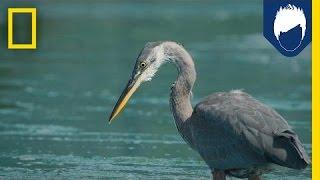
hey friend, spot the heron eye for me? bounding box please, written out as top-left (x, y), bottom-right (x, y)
top-left (140, 62), bottom-right (146, 68)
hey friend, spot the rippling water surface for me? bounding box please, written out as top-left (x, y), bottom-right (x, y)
top-left (0, 1), bottom-right (311, 179)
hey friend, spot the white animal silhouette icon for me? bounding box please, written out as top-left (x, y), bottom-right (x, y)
top-left (273, 4), bottom-right (306, 51)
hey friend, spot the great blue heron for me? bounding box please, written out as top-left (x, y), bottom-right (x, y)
top-left (109, 41), bottom-right (310, 179)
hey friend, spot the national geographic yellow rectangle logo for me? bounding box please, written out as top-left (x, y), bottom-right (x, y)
top-left (8, 8), bottom-right (37, 49)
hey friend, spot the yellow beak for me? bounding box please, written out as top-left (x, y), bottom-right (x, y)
top-left (109, 77), bottom-right (142, 123)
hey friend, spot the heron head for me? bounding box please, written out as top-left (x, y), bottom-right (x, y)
top-left (109, 41), bottom-right (167, 123)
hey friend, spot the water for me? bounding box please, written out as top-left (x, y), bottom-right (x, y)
top-left (0, 1), bottom-right (311, 179)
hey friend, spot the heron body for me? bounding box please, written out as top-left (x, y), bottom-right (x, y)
top-left (109, 41), bottom-right (310, 179)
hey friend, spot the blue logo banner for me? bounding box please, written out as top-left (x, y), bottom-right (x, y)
top-left (263, 0), bottom-right (312, 57)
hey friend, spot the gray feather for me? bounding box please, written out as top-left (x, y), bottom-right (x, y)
top-left (189, 90), bottom-right (310, 170)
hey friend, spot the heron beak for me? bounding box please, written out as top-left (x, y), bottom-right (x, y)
top-left (109, 76), bottom-right (142, 123)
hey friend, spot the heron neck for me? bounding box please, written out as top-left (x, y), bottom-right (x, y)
top-left (166, 44), bottom-right (196, 132)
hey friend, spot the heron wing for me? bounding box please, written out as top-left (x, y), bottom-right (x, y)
top-left (190, 90), bottom-right (310, 170)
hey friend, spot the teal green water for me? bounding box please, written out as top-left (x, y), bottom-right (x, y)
top-left (0, 1), bottom-right (311, 179)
